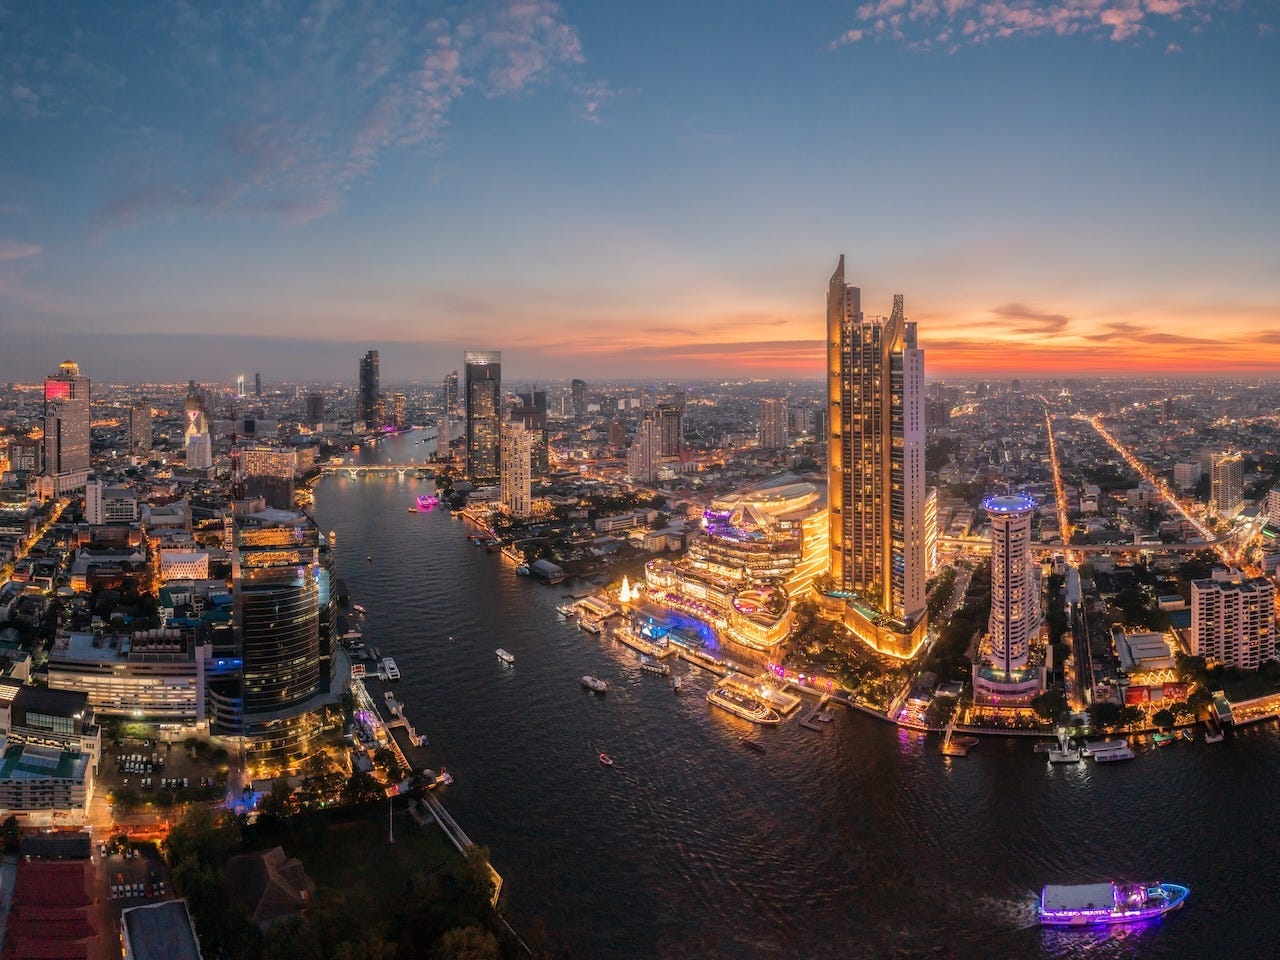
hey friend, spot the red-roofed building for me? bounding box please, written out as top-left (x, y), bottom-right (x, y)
top-left (2, 860), bottom-right (99, 960)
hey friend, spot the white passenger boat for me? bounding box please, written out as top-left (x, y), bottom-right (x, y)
top-left (1093, 746), bottom-right (1136, 762)
top-left (556, 603), bottom-right (577, 618)
top-left (1039, 881), bottom-right (1189, 926)
top-left (381, 657), bottom-right (400, 681)
top-left (639, 658), bottom-right (670, 676)
top-left (581, 675), bottom-right (608, 693)
top-left (496, 648), bottom-right (515, 664)
top-left (706, 686), bottom-right (781, 725)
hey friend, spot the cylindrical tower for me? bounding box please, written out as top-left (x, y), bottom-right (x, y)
top-left (983, 493), bottom-right (1039, 676)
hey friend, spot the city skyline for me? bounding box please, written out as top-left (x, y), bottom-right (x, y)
top-left (2, 1), bottom-right (1277, 382)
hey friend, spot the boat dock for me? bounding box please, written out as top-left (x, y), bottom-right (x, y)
top-left (799, 695), bottom-right (836, 731)
top-left (940, 722), bottom-right (978, 756)
top-left (719, 673), bottom-right (803, 716)
top-left (614, 627), bottom-right (679, 660)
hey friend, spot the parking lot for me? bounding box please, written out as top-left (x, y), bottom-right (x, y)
top-left (99, 738), bottom-right (229, 811)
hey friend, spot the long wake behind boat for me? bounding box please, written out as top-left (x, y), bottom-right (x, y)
top-left (1038, 882), bottom-right (1189, 926)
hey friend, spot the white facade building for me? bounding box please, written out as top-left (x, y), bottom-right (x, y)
top-left (86, 478), bottom-right (140, 525)
top-left (973, 494), bottom-right (1042, 702)
top-left (500, 423), bottom-right (532, 518)
top-left (1191, 575), bottom-right (1276, 671)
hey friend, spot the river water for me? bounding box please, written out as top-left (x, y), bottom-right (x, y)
top-left (314, 429), bottom-right (1278, 960)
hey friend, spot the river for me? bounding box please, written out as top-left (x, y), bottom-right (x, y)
top-left (313, 429), bottom-right (1278, 960)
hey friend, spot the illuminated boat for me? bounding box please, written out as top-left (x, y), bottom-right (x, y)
top-left (581, 675), bottom-right (608, 693)
top-left (496, 648), bottom-right (515, 664)
top-left (1038, 882), bottom-right (1189, 926)
top-left (706, 686), bottom-right (781, 725)
top-left (556, 603), bottom-right (577, 618)
top-left (416, 494), bottom-right (439, 510)
top-left (639, 658), bottom-right (670, 676)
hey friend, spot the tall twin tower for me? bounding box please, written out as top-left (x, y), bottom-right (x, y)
top-left (826, 255), bottom-right (928, 658)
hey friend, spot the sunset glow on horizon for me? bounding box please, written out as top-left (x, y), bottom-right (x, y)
top-left (2, 1), bottom-right (1276, 382)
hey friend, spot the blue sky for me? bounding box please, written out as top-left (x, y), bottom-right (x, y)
top-left (1, 1), bottom-right (1277, 383)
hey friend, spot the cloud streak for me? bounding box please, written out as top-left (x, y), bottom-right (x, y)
top-left (832, 0), bottom-right (1225, 49)
top-left (3, 0), bottom-right (610, 229)
top-left (0, 241), bottom-right (42, 262)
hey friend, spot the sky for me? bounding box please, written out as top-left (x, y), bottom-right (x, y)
top-left (1, 0), bottom-right (1277, 384)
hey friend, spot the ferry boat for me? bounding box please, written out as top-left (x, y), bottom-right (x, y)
top-left (739, 736), bottom-right (766, 754)
top-left (555, 603), bottom-right (577, 618)
top-left (639, 658), bottom-right (670, 676)
top-left (1094, 745), bottom-right (1136, 762)
top-left (672, 674), bottom-right (682, 692)
top-left (706, 686), bottom-right (781, 725)
top-left (1082, 740), bottom-right (1126, 758)
top-left (581, 675), bottom-right (608, 693)
top-left (580, 618), bottom-right (603, 635)
top-left (1038, 881), bottom-right (1189, 926)
top-left (382, 657), bottom-right (400, 681)
top-left (496, 648), bottom-right (515, 664)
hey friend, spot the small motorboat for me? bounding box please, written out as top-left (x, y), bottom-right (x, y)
top-left (365, 555), bottom-right (373, 563)
top-left (581, 675), bottom-right (608, 694)
top-left (599, 752), bottom-right (614, 766)
top-left (739, 737), bottom-right (766, 754)
top-left (672, 674), bottom-right (682, 692)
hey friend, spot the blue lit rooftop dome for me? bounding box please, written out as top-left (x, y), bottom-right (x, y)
top-left (982, 493), bottom-right (1037, 515)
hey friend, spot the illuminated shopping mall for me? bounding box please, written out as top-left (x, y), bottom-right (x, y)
top-left (644, 475), bottom-right (827, 657)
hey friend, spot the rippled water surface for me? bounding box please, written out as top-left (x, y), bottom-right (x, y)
top-left (315, 430), bottom-right (1280, 960)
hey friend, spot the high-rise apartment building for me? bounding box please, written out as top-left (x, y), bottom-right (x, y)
top-left (759, 398), bottom-right (788, 450)
top-left (242, 446), bottom-right (298, 510)
top-left (655, 403), bottom-right (683, 458)
top-left (986, 495), bottom-right (1041, 671)
top-left (216, 510), bottom-right (337, 762)
top-left (1210, 451), bottom-right (1244, 518)
top-left (628, 414), bottom-right (662, 484)
top-left (254, 372), bottom-right (262, 398)
top-left (464, 351), bottom-right (502, 482)
top-left (500, 423), bottom-right (533, 518)
top-left (305, 393), bottom-right (326, 427)
top-left (571, 379), bottom-right (587, 421)
top-left (43, 360), bottom-right (91, 494)
top-left (444, 370), bottom-right (459, 413)
top-left (358, 350), bottom-right (380, 429)
top-left (391, 392), bottom-right (407, 429)
top-left (1173, 461), bottom-right (1201, 492)
top-left (128, 403), bottom-right (152, 455)
top-left (235, 374), bottom-right (246, 399)
top-left (1191, 574), bottom-right (1276, 671)
top-left (1267, 486), bottom-right (1280, 527)
top-left (512, 391), bottom-right (548, 476)
top-left (7, 438), bottom-right (41, 474)
top-left (183, 394), bottom-right (213, 470)
top-left (825, 257), bottom-right (927, 657)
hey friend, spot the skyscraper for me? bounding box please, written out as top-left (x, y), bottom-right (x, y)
top-left (219, 509), bottom-right (337, 763)
top-left (235, 374), bottom-right (246, 399)
top-left (305, 393), bottom-right (326, 427)
top-left (655, 403), bottom-right (683, 458)
top-left (628, 414), bottom-right (662, 483)
top-left (128, 403), bottom-right (152, 455)
top-left (444, 370), bottom-right (459, 413)
top-left (391, 392), bottom-right (407, 429)
top-left (358, 350), bottom-right (380, 429)
top-left (464, 351), bottom-right (502, 482)
top-left (43, 360), bottom-right (91, 494)
top-left (1211, 451), bottom-right (1244, 518)
top-left (972, 494), bottom-right (1042, 701)
top-left (254, 372), bottom-right (262, 398)
top-left (500, 423), bottom-right (533, 518)
top-left (759, 398), bottom-right (788, 450)
top-left (512, 391), bottom-right (549, 476)
top-left (183, 394), bottom-right (213, 469)
top-left (571, 379), bottom-right (587, 421)
top-left (826, 256), bottom-right (927, 657)
top-left (1191, 574), bottom-right (1276, 671)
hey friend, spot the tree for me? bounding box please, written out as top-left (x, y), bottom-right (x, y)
top-left (341, 772), bottom-right (385, 806)
top-left (1, 815), bottom-right (20, 853)
top-left (1031, 688), bottom-right (1068, 724)
top-left (1120, 705), bottom-right (1146, 729)
top-left (259, 780), bottom-right (294, 819)
top-left (1152, 708), bottom-right (1176, 730)
top-left (435, 926), bottom-right (500, 960)
top-left (372, 747), bottom-right (402, 783)
top-left (1087, 701), bottom-right (1122, 731)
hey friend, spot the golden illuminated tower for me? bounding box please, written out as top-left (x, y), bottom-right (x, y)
top-left (826, 257), bottom-right (927, 654)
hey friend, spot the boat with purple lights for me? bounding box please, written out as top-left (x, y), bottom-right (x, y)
top-left (1038, 881), bottom-right (1189, 926)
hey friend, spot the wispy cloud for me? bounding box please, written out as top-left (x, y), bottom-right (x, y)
top-left (990, 301), bottom-right (1071, 334)
top-left (0, 241), bottom-right (42, 262)
top-left (831, 0), bottom-right (1226, 50)
top-left (0, 1), bottom-right (607, 229)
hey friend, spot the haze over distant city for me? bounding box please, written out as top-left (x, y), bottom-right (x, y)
top-left (2, 0), bottom-right (1277, 382)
